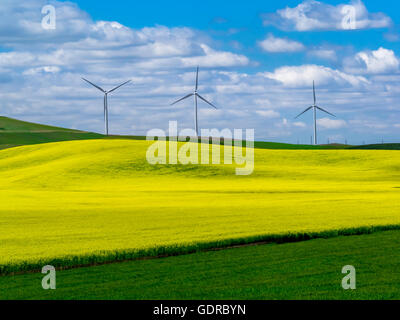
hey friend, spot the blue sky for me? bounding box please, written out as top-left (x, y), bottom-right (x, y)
top-left (1, 0), bottom-right (400, 144)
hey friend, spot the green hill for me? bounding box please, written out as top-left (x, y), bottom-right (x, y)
top-left (0, 116), bottom-right (102, 149)
top-left (351, 143), bottom-right (400, 150)
top-left (1, 116), bottom-right (398, 151)
top-left (0, 116), bottom-right (81, 132)
top-left (0, 116), bottom-right (346, 151)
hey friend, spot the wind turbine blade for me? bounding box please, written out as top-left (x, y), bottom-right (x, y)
top-left (82, 78), bottom-right (105, 93)
top-left (313, 81), bottom-right (316, 105)
top-left (170, 93), bottom-right (194, 106)
top-left (295, 106), bottom-right (312, 119)
top-left (195, 66), bottom-right (199, 91)
top-left (316, 106), bottom-right (336, 117)
top-left (196, 93), bottom-right (217, 109)
top-left (108, 80), bottom-right (132, 93)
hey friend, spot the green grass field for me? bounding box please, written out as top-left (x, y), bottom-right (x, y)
top-left (1, 230), bottom-right (399, 300)
top-left (0, 116), bottom-right (103, 150)
top-left (351, 143), bottom-right (400, 150)
top-left (2, 116), bottom-right (399, 151)
top-left (1, 117), bottom-right (400, 300)
top-left (0, 116), bottom-right (353, 151)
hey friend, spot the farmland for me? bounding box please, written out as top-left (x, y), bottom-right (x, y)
top-left (1, 138), bottom-right (400, 274)
top-left (1, 229), bottom-right (400, 300)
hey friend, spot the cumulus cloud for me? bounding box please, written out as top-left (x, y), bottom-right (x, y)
top-left (0, 1), bottom-right (249, 71)
top-left (181, 44), bottom-right (249, 68)
top-left (263, 0), bottom-right (392, 31)
top-left (262, 64), bottom-right (368, 87)
top-left (258, 34), bottom-right (305, 53)
top-left (345, 47), bottom-right (400, 74)
top-left (317, 118), bottom-right (347, 129)
top-left (0, 0), bottom-right (92, 47)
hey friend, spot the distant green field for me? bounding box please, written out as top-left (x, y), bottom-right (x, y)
top-left (351, 143), bottom-right (400, 150)
top-left (0, 117), bottom-right (102, 149)
top-left (253, 141), bottom-right (348, 150)
top-left (1, 230), bottom-right (399, 300)
top-left (0, 116), bottom-right (350, 151)
top-left (0, 116), bottom-right (78, 132)
top-left (1, 116), bottom-right (399, 151)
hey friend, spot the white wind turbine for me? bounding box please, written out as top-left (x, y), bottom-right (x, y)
top-left (82, 78), bottom-right (131, 135)
top-left (171, 66), bottom-right (217, 137)
top-left (295, 81), bottom-right (336, 145)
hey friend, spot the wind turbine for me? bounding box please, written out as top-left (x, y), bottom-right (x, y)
top-left (82, 78), bottom-right (131, 135)
top-left (295, 81), bottom-right (336, 145)
top-left (171, 66), bottom-right (217, 137)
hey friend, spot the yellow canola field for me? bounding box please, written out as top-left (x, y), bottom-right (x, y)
top-left (0, 139), bottom-right (400, 268)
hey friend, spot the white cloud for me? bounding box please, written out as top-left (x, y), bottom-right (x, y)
top-left (293, 121), bottom-right (307, 128)
top-left (255, 109), bottom-right (280, 118)
top-left (349, 120), bottom-right (389, 130)
top-left (326, 134), bottom-right (344, 142)
top-left (258, 34), bottom-right (305, 53)
top-left (0, 2), bottom-right (249, 71)
top-left (317, 118), bottom-right (347, 129)
top-left (23, 66), bottom-right (61, 75)
top-left (308, 49), bottom-right (337, 61)
top-left (181, 44), bottom-right (249, 68)
top-left (263, 0), bottom-right (392, 31)
top-left (262, 64), bottom-right (368, 87)
top-left (354, 47), bottom-right (399, 74)
top-left (0, 52), bottom-right (35, 68)
top-left (0, 1), bottom-right (92, 47)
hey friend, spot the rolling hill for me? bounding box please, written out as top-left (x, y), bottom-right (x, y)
top-left (0, 116), bottom-right (103, 150)
top-left (1, 116), bottom-right (399, 151)
top-left (0, 116), bottom-right (350, 151)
